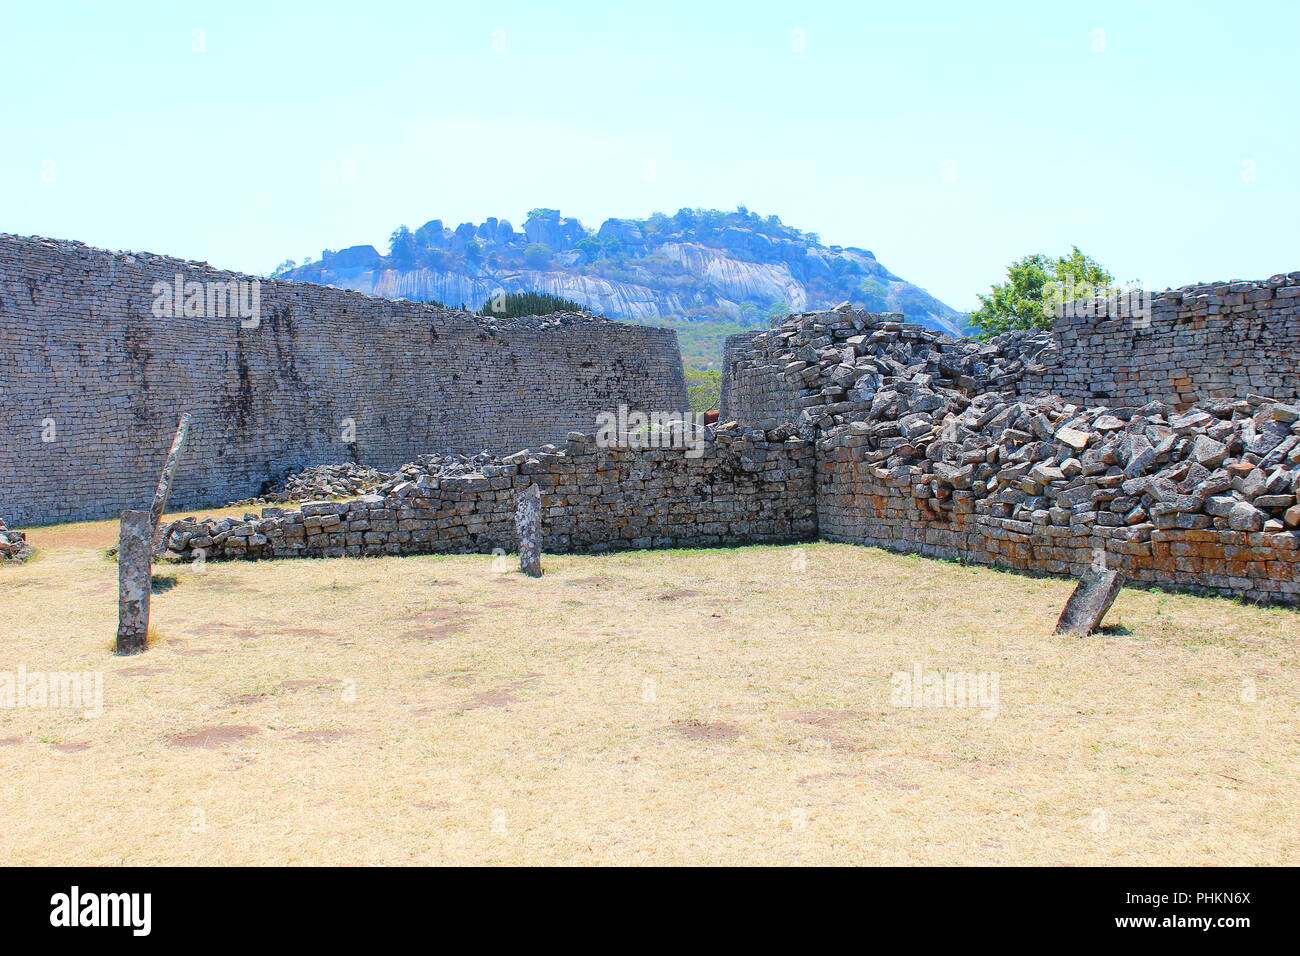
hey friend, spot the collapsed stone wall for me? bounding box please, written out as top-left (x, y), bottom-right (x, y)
top-left (721, 310), bottom-right (1049, 434)
top-left (817, 458), bottom-right (1298, 605)
top-left (721, 299), bottom-right (1300, 604)
top-left (0, 234), bottom-right (687, 527)
top-left (0, 517), bottom-right (32, 562)
top-left (161, 427), bottom-right (815, 560)
top-left (1017, 274), bottom-right (1300, 406)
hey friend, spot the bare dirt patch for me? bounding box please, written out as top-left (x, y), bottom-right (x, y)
top-left (673, 719), bottom-right (741, 741)
top-left (655, 589), bottom-right (702, 601)
top-left (170, 725), bottom-right (261, 750)
top-left (50, 742), bottom-right (90, 753)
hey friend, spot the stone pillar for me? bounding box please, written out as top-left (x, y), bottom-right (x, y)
top-left (150, 412), bottom-right (192, 554)
top-left (1055, 567), bottom-right (1125, 636)
top-left (515, 484), bottom-right (543, 578)
top-left (116, 510), bottom-right (153, 655)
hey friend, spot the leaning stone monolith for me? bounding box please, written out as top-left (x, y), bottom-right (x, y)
top-left (149, 412), bottom-right (192, 554)
top-left (1054, 567), bottom-right (1126, 636)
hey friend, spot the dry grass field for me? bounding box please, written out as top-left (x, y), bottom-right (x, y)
top-left (1, 510), bottom-right (1296, 866)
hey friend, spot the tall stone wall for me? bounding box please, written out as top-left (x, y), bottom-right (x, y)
top-left (1017, 274), bottom-right (1300, 406)
top-left (0, 235), bottom-right (687, 526)
top-left (161, 429), bottom-right (817, 560)
top-left (720, 331), bottom-right (771, 423)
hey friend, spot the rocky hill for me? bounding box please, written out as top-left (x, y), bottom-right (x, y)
top-left (280, 208), bottom-right (964, 368)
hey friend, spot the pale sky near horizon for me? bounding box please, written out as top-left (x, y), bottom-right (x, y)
top-left (3, 0), bottom-right (1296, 311)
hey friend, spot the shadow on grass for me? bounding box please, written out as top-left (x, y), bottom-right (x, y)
top-left (150, 574), bottom-right (179, 594)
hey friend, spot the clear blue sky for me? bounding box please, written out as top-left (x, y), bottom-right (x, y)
top-left (3, 0), bottom-right (1296, 310)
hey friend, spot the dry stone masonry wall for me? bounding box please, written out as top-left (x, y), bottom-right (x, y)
top-left (723, 294), bottom-right (1300, 604)
top-left (8, 231), bottom-right (1299, 609)
top-left (0, 234), bottom-right (687, 527)
top-left (1018, 273), bottom-right (1300, 405)
top-left (160, 427), bottom-right (815, 559)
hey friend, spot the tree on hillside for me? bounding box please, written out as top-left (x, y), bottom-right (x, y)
top-left (575, 236), bottom-right (603, 264)
top-left (523, 243), bottom-right (552, 269)
top-left (389, 226), bottom-right (417, 267)
top-left (479, 291), bottom-right (589, 318)
top-left (766, 301), bottom-right (792, 327)
top-left (970, 246), bottom-right (1114, 338)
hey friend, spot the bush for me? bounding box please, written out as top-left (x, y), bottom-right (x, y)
top-left (479, 291), bottom-right (590, 318)
top-left (685, 368), bottom-right (722, 413)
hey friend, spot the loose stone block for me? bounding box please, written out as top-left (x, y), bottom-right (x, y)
top-left (1054, 567), bottom-right (1126, 636)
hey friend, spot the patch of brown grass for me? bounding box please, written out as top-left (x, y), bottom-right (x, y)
top-left (0, 519), bottom-right (1295, 865)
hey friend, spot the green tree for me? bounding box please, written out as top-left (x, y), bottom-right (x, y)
top-left (766, 301), bottom-right (792, 327)
top-left (479, 290), bottom-right (589, 318)
top-left (685, 368), bottom-right (722, 413)
top-left (389, 226), bottom-right (417, 267)
top-left (970, 246), bottom-right (1114, 337)
top-left (575, 236), bottom-right (603, 264)
top-left (523, 242), bottom-right (552, 268)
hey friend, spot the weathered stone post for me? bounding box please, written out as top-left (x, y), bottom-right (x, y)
top-left (515, 484), bottom-right (543, 577)
top-left (1055, 566), bottom-right (1126, 636)
top-left (116, 510), bottom-right (153, 655)
top-left (149, 412), bottom-right (192, 554)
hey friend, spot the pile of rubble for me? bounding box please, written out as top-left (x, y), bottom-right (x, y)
top-left (761, 309), bottom-right (1300, 535)
top-left (737, 305), bottom-right (1053, 438)
top-left (826, 391), bottom-right (1300, 534)
top-left (229, 454), bottom-right (513, 507)
top-left (373, 452), bottom-right (499, 495)
top-left (229, 462), bottom-right (391, 505)
top-left (0, 517), bottom-right (32, 562)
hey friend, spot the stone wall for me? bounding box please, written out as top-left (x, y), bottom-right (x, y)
top-left (161, 428), bottom-right (816, 559)
top-left (818, 448), bottom-right (1300, 605)
top-left (1017, 274), bottom-right (1300, 406)
top-left (0, 234), bottom-right (687, 526)
top-left (720, 327), bottom-right (832, 429)
top-left (718, 300), bottom-right (1300, 605)
top-left (720, 331), bottom-right (770, 423)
